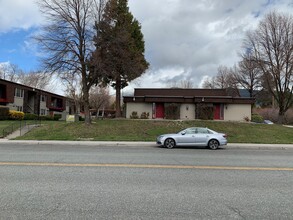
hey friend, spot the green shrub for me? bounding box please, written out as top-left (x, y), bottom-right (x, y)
top-left (140, 112), bottom-right (150, 119)
top-left (24, 113), bottom-right (57, 121)
top-left (9, 110), bottom-right (24, 120)
top-left (251, 113), bottom-right (264, 123)
top-left (54, 114), bottom-right (62, 121)
top-left (24, 113), bottom-right (38, 120)
top-left (0, 106), bottom-right (9, 120)
top-left (130, 111), bottom-right (139, 119)
top-left (40, 115), bottom-right (55, 121)
top-left (24, 113), bottom-right (62, 121)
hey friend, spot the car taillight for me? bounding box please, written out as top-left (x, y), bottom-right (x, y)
top-left (223, 134), bottom-right (227, 138)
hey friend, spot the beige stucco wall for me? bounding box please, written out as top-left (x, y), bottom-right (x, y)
top-left (180, 104), bottom-right (195, 119)
top-left (126, 103), bottom-right (153, 119)
top-left (40, 101), bottom-right (47, 113)
top-left (13, 97), bottom-right (24, 110)
top-left (224, 104), bottom-right (251, 121)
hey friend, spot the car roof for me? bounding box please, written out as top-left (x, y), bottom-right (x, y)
top-left (186, 127), bottom-right (208, 129)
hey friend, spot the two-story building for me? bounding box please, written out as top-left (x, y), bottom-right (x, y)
top-left (0, 79), bottom-right (74, 118)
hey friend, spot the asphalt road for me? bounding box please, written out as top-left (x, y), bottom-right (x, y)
top-left (1, 143), bottom-right (293, 219)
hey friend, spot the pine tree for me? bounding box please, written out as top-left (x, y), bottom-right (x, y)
top-left (92, 0), bottom-right (149, 117)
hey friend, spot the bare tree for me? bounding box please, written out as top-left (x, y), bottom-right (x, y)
top-left (202, 66), bottom-right (237, 89)
top-left (35, 0), bottom-right (105, 124)
top-left (89, 86), bottom-right (111, 111)
top-left (0, 63), bottom-right (54, 91)
top-left (180, 80), bottom-right (193, 88)
top-left (167, 80), bottom-right (193, 88)
top-left (215, 66), bottom-right (237, 89)
top-left (202, 76), bottom-right (216, 89)
top-left (244, 11), bottom-right (293, 123)
top-left (234, 53), bottom-right (263, 98)
top-left (18, 71), bottom-right (53, 91)
top-left (0, 63), bottom-right (23, 82)
top-left (62, 72), bottom-right (82, 114)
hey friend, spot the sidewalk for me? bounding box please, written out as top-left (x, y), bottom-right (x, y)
top-left (3, 124), bottom-right (38, 140)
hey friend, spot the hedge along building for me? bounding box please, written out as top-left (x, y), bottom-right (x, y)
top-left (123, 88), bottom-right (255, 121)
top-left (0, 79), bottom-right (74, 119)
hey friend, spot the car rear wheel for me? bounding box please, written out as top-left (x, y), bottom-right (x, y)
top-left (208, 139), bottom-right (219, 150)
top-left (164, 138), bottom-right (176, 149)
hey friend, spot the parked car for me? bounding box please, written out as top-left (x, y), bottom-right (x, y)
top-left (156, 127), bottom-right (227, 150)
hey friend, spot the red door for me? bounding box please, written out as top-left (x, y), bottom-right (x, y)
top-left (214, 104), bottom-right (221, 120)
top-left (155, 103), bottom-right (164, 118)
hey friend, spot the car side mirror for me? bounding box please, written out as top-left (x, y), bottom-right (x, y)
top-left (181, 131), bottom-right (186, 135)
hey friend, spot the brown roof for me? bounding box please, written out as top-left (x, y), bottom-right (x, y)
top-left (0, 78), bottom-right (68, 99)
top-left (124, 88), bottom-right (254, 104)
top-left (134, 88), bottom-right (240, 97)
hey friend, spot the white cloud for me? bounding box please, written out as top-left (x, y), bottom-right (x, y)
top-left (1, 0), bottom-right (293, 95)
top-left (128, 0), bottom-right (293, 89)
top-left (0, 0), bottom-right (43, 33)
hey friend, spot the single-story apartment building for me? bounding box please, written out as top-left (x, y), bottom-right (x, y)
top-left (123, 88), bottom-right (255, 121)
top-left (0, 78), bottom-right (74, 119)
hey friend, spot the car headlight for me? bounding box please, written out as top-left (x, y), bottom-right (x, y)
top-left (157, 135), bottom-right (164, 140)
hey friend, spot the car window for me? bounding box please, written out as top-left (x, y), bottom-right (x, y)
top-left (185, 128), bottom-right (196, 134)
top-left (197, 128), bottom-right (210, 134)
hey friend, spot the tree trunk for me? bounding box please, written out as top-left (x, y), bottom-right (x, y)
top-left (83, 90), bottom-right (91, 124)
top-left (115, 77), bottom-right (122, 118)
top-left (82, 76), bottom-right (91, 124)
top-left (277, 108), bottom-right (286, 124)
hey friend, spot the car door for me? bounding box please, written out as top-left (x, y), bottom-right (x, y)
top-left (194, 128), bottom-right (210, 145)
top-left (177, 128), bottom-right (197, 145)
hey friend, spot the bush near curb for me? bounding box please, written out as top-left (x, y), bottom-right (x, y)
top-left (9, 110), bottom-right (24, 120)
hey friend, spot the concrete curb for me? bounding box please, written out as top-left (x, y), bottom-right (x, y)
top-left (226, 143), bottom-right (293, 150)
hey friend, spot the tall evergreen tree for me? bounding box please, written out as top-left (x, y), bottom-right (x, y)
top-left (92, 0), bottom-right (149, 117)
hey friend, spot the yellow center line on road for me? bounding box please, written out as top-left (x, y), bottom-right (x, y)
top-left (0, 162), bottom-right (293, 171)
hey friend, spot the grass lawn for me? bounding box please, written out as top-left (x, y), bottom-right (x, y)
top-left (10, 119), bottom-right (293, 144)
top-left (0, 121), bottom-right (18, 130)
top-left (0, 120), bottom-right (40, 138)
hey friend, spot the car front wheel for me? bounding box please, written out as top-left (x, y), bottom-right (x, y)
top-left (208, 139), bottom-right (219, 150)
top-left (164, 138), bottom-right (176, 149)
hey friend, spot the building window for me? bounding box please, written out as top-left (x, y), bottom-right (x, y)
top-left (41, 95), bottom-right (46, 102)
top-left (15, 88), bottom-right (24, 98)
top-left (16, 106), bottom-right (23, 112)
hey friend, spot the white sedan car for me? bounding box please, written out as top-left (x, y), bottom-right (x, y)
top-left (156, 127), bottom-right (227, 150)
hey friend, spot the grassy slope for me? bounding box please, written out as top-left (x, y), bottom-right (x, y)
top-left (14, 119), bottom-right (293, 144)
top-left (0, 121), bottom-right (16, 130)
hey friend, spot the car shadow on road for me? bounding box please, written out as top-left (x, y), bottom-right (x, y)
top-left (156, 146), bottom-right (227, 150)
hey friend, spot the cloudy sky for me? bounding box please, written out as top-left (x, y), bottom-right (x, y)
top-left (1, 0), bottom-right (293, 95)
